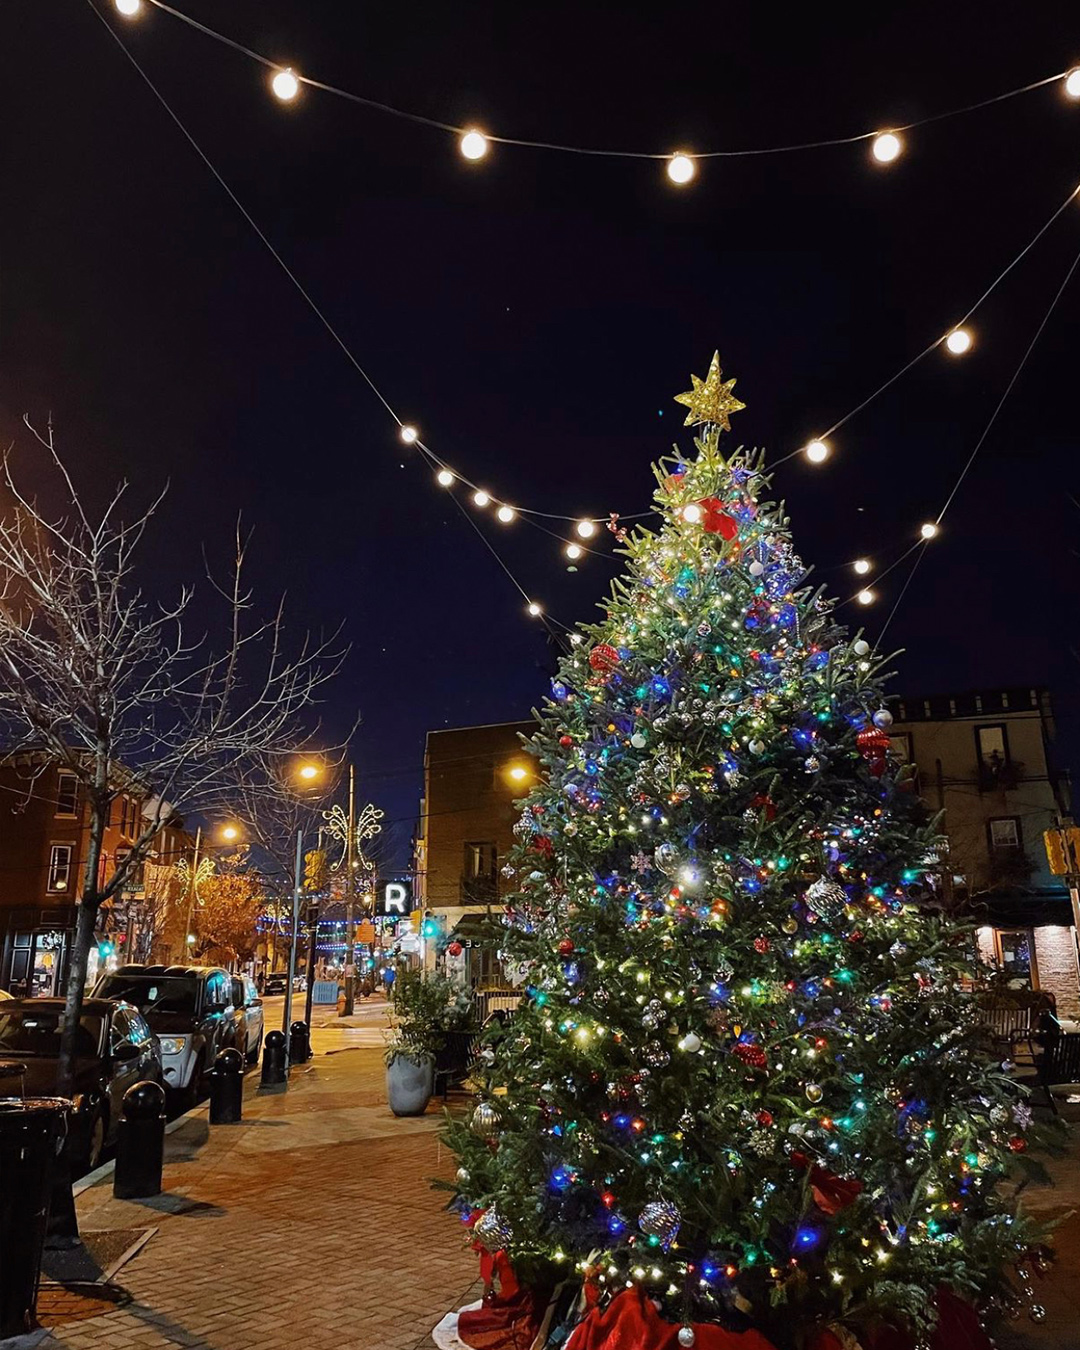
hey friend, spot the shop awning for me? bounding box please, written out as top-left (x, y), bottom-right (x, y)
top-left (448, 913), bottom-right (503, 946)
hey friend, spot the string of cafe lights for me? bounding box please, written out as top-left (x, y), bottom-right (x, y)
top-left (95, 0), bottom-right (1080, 626)
top-left (114, 0), bottom-right (1079, 183)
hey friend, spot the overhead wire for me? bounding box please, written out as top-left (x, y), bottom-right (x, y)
top-left (141, 0), bottom-right (1069, 162)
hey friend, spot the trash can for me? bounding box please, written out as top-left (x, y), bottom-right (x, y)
top-left (0, 1097), bottom-right (70, 1338)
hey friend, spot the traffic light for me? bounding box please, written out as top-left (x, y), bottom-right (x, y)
top-left (97, 938), bottom-right (115, 958)
top-left (421, 912), bottom-right (439, 938)
top-left (304, 848), bottom-right (328, 893)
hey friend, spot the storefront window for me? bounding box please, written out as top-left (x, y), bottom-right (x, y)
top-left (994, 928), bottom-right (1036, 990)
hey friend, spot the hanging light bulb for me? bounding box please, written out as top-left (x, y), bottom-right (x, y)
top-left (853, 559), bottom-right (871, 575)
top-left (565, 543), bottom-right (583, 561)
top-left (856, 589), bottom-right (876, 606)
top-left (527, 602), bottom-right (542, 616)
top-left (666, 153), bottom-right (696, 185)
top-left (436, 469), bottom-right (454, 487)
top-left (460, 129), bottom-right (490, 161)
top-left (115, 0), bottom-right (141, 15)
top-left (682, 503), bottom-right (702, 523)
top-left (271, 68), bottom-right (301, 102)
top-left (1065, 69), bottom-right (1080, 99)
top-left (944, 327), bottom-right (972, 355)
top-left (497, 505), bottom-right (516, 523)
top-left (473, 490), bottom-right (491, 507)
top-left (576, 520), bottom-right (597, 538)
top-left (871, 131), bottom-right (903, 163)
top-left (399, 424), bottom-right (419, 444)
top-left (920, 522), bottom-right (939, 540)
top-left (804, 439), bottom-right (830, 464)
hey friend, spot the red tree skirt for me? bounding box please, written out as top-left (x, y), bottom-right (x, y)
top-left (566, 1289), bottom-right (778, 1350)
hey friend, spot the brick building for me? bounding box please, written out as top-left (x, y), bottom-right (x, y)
top-left (0, 754), bottom-right (194, 995)
top-left (414, 721), bottom-right (534, 986)
top-left (890, 687), bottom-right (1078, 1015)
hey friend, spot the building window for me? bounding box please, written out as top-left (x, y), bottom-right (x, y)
top-left (975, 723), bottom-right (1012, 790)
top-left (462, 841), bottom-right (497, 903)
top-left (47, 844), bottom-right (73, 894)
top-left (994, 928), bottom-right (1037, 990)
top-left (118, 795), bottom-right (140, 839)
top-left (987, 817), bottom-right (1022, 853)
top-left (55, 772), bottom-right (78, 818)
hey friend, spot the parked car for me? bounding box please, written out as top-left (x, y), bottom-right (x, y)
top-left (0, 996), bottom-right (162, 1171)
top-left (241, 976), bottom-right (264, 1064)
top-left (262, 971), bottom-right (305, 996)
top-left (93, 964), bottom-right (246, 1108)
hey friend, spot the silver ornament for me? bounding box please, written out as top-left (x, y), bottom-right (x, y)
top-left (678, 1328), bottom-right (696, 1348)
top-left (853, 639), bottom-right (870, 656)
top-left (643, 1041), bottom-right (671, 1068)
top-left (471, 1101), bottom-right (500, 1138)
top-left (804, 876), bottom-right (846, 921)
top-left (474, 1206), bottom-right (513, 1253)
top-left (715, 957), bottom-right (734, 983)
top-left (888, 940), bottom-right (908, 959)
top-left (989, 1104), bottom-right (1009, 1125)
top-left (641, 999), bottom-right (665, 1030)
top-left (638, 1199), bottom-right (681, 1249)
top-left (748, 1129), bottom-right (774, 1157)
top-left (654, 842), bottom-right (680, 875)
top-left (697, 621), bottom-right (711, 637)
top-left (1029, 1305), bottom-right (1047, 1324)
top-left (749, 561), bottom-right (765, 577)
top-left (805, 1082), bottom-right (823, 1103)
top-left (513, 808), bottom-right (539, 838)
top-left (456, 1166), bottom-right (471, 1184)
top-left (803, 755), bottom-right (821, 773)
top-left (564, 820), bottom-right (578, 836)
top-left (500, 862), bottom-right (517, 879)
top-left (872, 708), bottom-right (894, 730)
top-left (748, 739), bottom-right (765, 755)
top-left (631, 732), bottom-right (647, 749)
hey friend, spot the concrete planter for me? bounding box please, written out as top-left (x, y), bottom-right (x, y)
top-left (386, 1052), bottom-right (434, 1116)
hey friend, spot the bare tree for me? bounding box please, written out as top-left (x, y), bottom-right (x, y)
top-left (192, 872), bottom-right (265, 964)
top-left (0, 420), bottom-right (347, 1092)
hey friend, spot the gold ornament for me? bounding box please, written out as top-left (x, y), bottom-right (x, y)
top-left (674, 352), bottom-right (746, 431)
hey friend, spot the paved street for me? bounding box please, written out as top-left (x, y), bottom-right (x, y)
top-left (19, 997), bottom-right (1080, 1350)
top-left (32, 998), bottom-right (480, 1350)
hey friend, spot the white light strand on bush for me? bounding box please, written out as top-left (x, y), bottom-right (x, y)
top-left (124, 0), bottom-right (1075, 184)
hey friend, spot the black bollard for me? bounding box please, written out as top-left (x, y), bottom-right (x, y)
top-left (288, 1020), bottom-right (311, 1064)
top-left (113, 1081), bottom-right (165, 1201)
top-left (259, 1030), bottom-right (288, 1094)
top-left (208, 1047), bottom-right (245, 1124)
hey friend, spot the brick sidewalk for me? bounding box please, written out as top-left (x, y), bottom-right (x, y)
top-left (33, 1031), bottom-right (479, 1350)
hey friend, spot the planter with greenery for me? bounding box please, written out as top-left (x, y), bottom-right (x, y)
top-left (385, 970), bottom-right (475, 1116)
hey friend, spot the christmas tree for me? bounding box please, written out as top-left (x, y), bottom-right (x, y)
top-left (446, 355), bottom-right (1053, 1350)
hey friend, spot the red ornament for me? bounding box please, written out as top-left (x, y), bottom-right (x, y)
top-left (558, 938), bottom-right (575, 956)
top-left (1008, 1136), bottom-right (1028, 1153)
top-left (559, 734), bottom-right (573, 748)
top-left (733, 1042), bottom-right (767, 1069)
top-left (697, 497), bottom-right (739, 540)
top-left (447, 941), bottom-right (463, 957)
top-left (856, 726), bottom-right (891, 760)
top-left (748, 793), bottom-right (777, 821)
top-left (868, 757), bottom-right (888, 778)
top-left (588, 643), bottom-right (620, 674)
top-left (753, 936), bottom-right (771, 954)
top-left (755, 1109), bottom-right (773, 1127)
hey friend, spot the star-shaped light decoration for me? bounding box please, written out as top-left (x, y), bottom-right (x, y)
top-left (674, 352), bottom-right (746, 430)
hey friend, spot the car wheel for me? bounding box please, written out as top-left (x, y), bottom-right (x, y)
top-left (247, 1031), bottom-right (263, 1066)
top-left (177, 1053), bottom-right (204, 1111)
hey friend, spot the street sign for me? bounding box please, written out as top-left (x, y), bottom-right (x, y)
top-left (376, 879), bottom-right (413, 915)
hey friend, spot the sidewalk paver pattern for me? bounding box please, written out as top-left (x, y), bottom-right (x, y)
top-left (36, 1007), bottom-right (479, 1350)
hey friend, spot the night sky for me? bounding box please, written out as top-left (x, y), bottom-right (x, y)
top-left (3, 1), bottom-right (1078, 864)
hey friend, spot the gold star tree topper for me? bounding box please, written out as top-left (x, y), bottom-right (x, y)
top-left (674, 352), bottom-right (746, 430)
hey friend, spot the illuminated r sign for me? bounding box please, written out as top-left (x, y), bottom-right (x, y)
top-left (383, 882), bottom-right (409, 914)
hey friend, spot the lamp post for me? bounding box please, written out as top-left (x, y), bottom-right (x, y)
top-left (322, 769), bottom-right (383, 1016)
top-left (282, 827), bottom-right (303, 1043)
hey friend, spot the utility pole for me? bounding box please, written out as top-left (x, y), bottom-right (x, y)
top-left (303, 827), bottom-right (324, 1025)
top-left (282, 828), bottom-right (303, 1042)
top-left (180, 824), bottom-right (202, 964)
top-left (343, 765), bottom-right (356, 1015)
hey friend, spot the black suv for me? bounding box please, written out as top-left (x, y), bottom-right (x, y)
top-left (93, 964), bottom-right (246, 1107)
